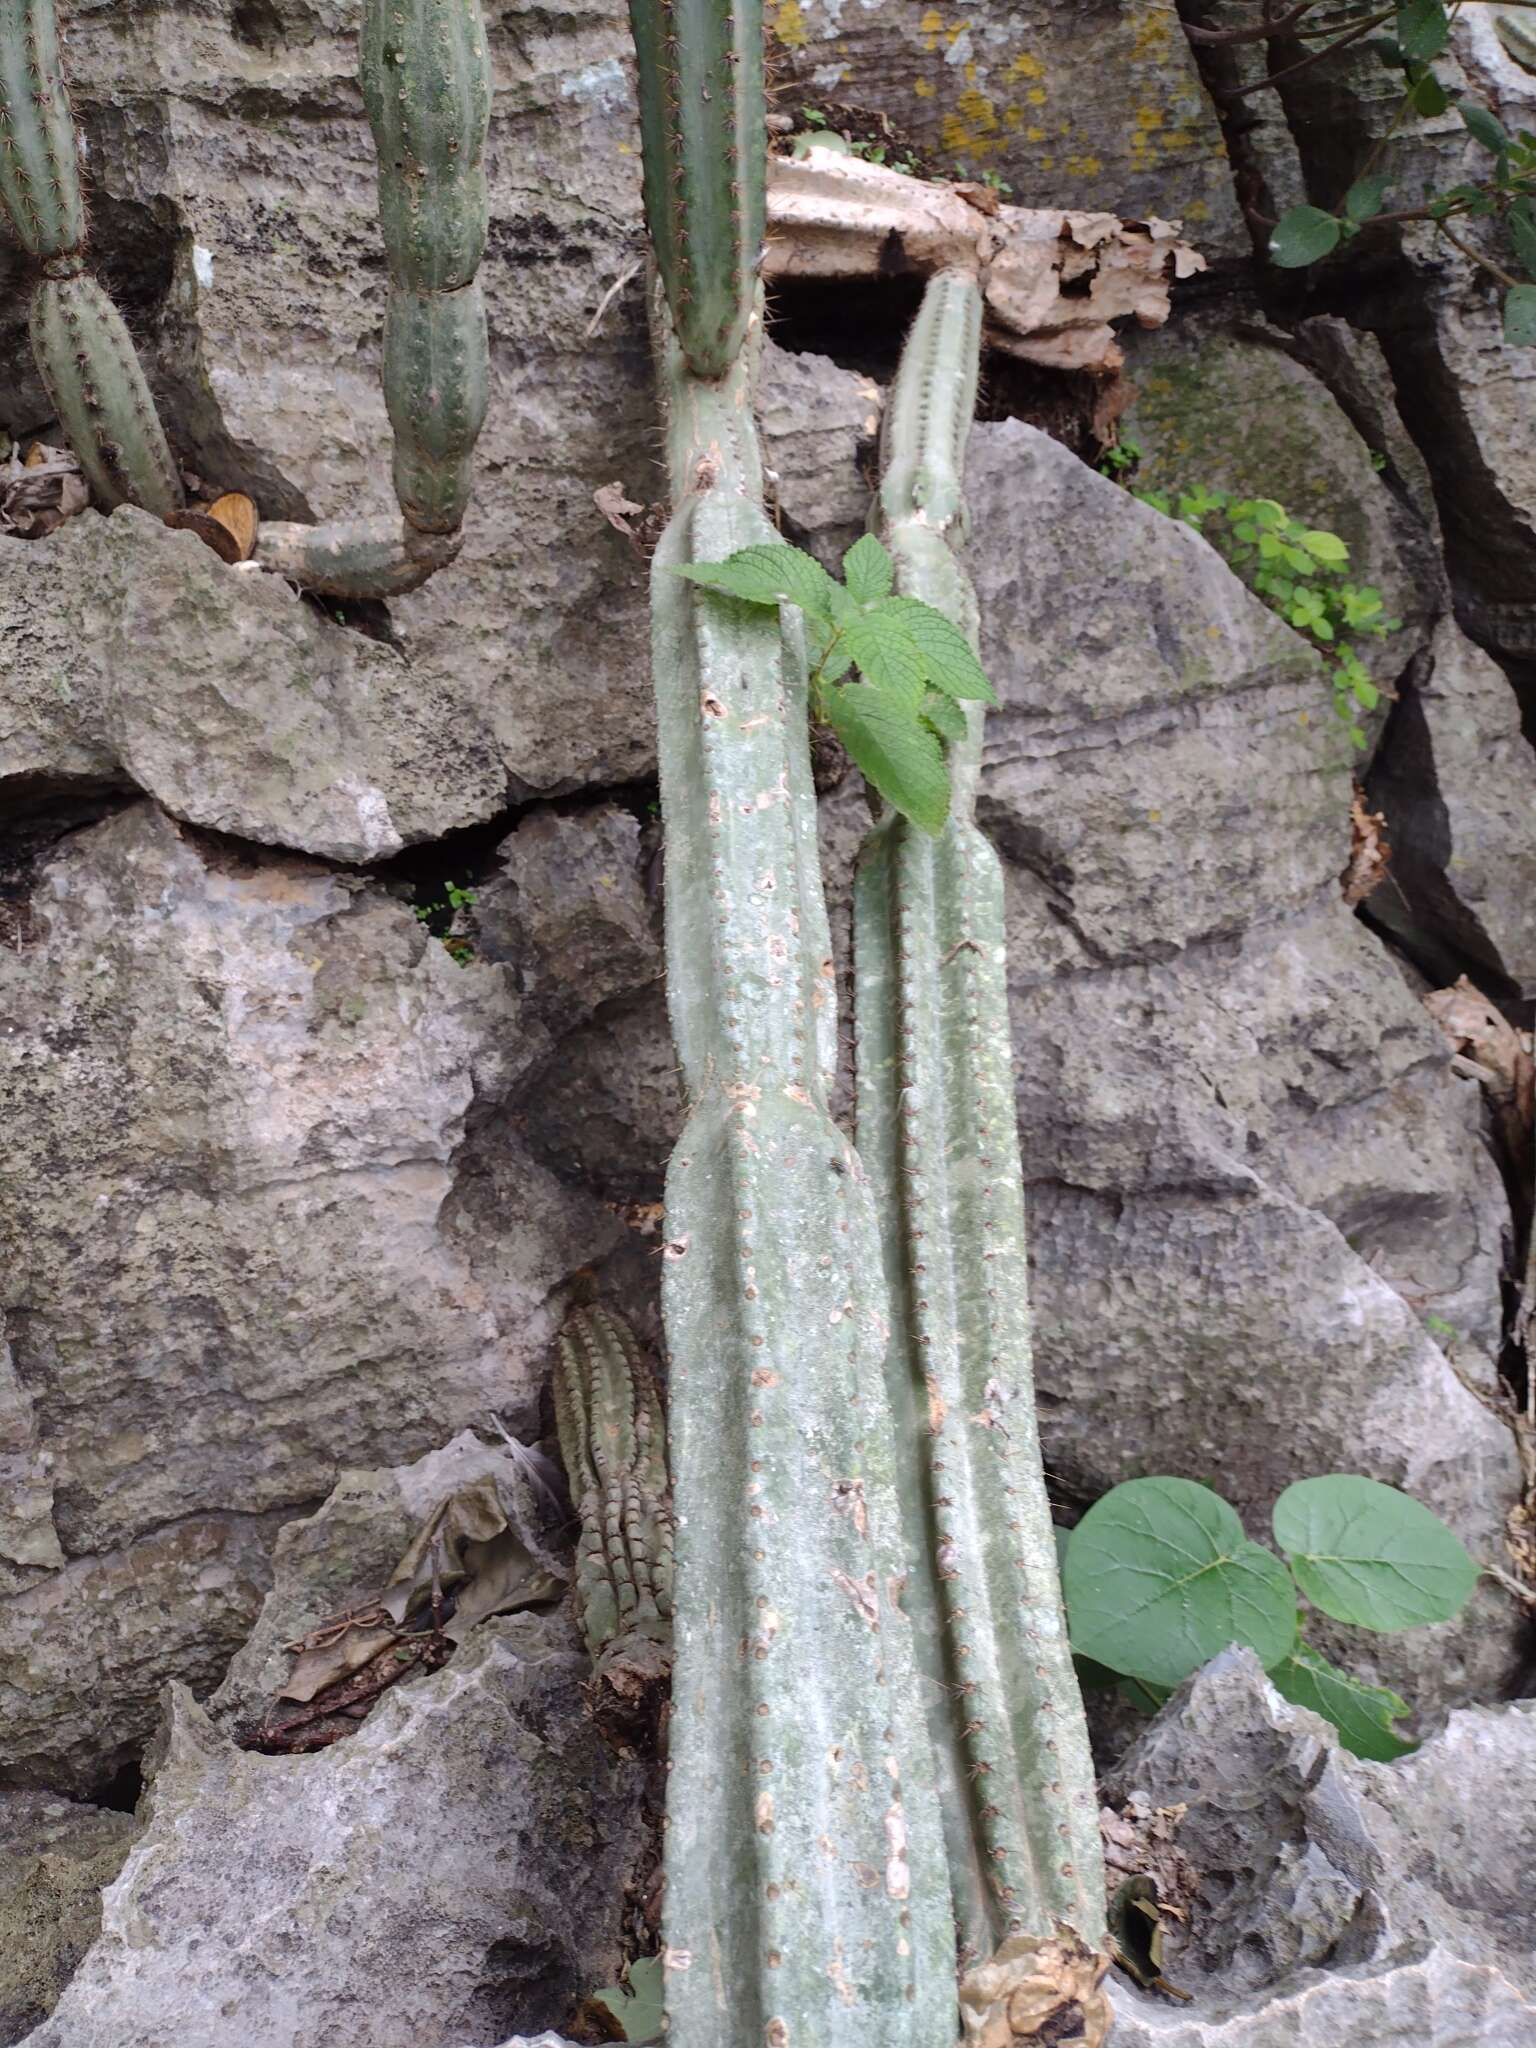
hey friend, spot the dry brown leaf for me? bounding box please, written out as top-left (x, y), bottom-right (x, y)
top-left (594, 480), bottom-right (645, 538)
top-left (1424, 975), bottom-right (1535, 1169)
top-left (1341, 784), bottom-right (1391, 906)
top-left (22, 440), bottom-right (47, 468)
top-left (207, 489), bottom-right (258, 560)
top-left (1, 440), bottom-right (89, 538)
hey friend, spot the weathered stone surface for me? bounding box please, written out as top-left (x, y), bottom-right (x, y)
top-left (22, 1614), bottom-right (642, 2048)
top-left (1105, 1651), bottom-right (1536, 2001)
top-left (1367, 616), bottom-right (1536, 996)
top-left (967, 422), bottom-right (1520, 1712)
top-left (767, 0), bottom-right (1245, 255)
top-left (1106, 1950), bottom-right (1536, 2047)
top-left (759, 342), bottom-right (881, 569)
top-left (0, 1795), bottom-right (137, 2046)
top-left (0, 513), bottom-right (506, 861)
top-left (0, 802), bottom-right (623, 1789)
top-left (1121, 318), bottom-right (1442, 700)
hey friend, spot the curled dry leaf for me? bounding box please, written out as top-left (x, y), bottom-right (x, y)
top-left (1340, 784), bottom-right (1391, 906)
top-left (1424, 975), bottom-right (1535, 1172)
top-left (0, 439), bottom-right (89, 538)
top-left (959, 1931), bottom-right (1113, 2047)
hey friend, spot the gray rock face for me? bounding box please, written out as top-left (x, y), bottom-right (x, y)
top-left (0, 803), bottom-right (623, 1789)
top-left (1103, 1651), bottom-right (1536, 2027)
top-left (967, 422), bottom-right (1520, 1713)
top-left (0, 1795), bottom-right (137, 2046)
top-left (21, 1614), bottom-right (642, 2048)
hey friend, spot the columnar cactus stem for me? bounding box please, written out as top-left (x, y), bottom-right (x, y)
top-left (853, 271), bottom-right (1110, 2042)
top-left (553, 1304), bottom-right (674, 1714)
top-left (0, 0), bottom-right (183, 519)
top-left (628, 0), bottom-right (764, 379)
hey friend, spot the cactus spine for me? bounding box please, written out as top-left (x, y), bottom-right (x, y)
top-left (627, 0), bottom-right (764, 379)
top-left (853, 271), bottom-right (1111, 2040)
top-left (553, 1304), bottom-right (674, 1712)
top-left (631, 6), bottom-right (956, 2036)
top-left (0, 0), bottom-right (183, 519)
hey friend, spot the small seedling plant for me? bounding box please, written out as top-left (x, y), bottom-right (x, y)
top-left (1059, 1473), bottom-right (1480, 1760)
top-left (1132, 487), bottom-right (1397, 748)
top-left (675, 533), bottom-right (997, 834)
top-left (1256, 0), bottom-right (1536, 343)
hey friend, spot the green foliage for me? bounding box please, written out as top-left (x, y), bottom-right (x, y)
top-left (1095, 436), bottom-right (1143, 479)
top-left (1059, 1473), bottom-right (1479, 1759)
top-left (1259, 0), bottom-right (1536, 343)
top-left (413, 879), bottom-right (476, 964)
top-left (591, 1953), bottom-right (665, 2043)
top-left (675, 533), bottom-right (997, 834)
top-left (1132, 485), bottom-right (1397, 749)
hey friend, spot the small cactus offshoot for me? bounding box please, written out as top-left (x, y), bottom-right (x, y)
top-left (553, 1303), bottom-right (674, 1719)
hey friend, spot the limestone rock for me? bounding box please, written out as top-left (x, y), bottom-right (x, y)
top-left (1106, 1950), bottom-right (1536, 2047)
top-left (0, 1794), bottom-right (137, 2045)
top-left (21, 1615), bottom-right (643, 2048)
top-left (1367, 616), bottom-right (1536, 997)
top-left (759, 342), bottom-right (882, 569)
top-left (1104, 1651), bottom-right (1536, 2001)
top-left (967, 422), bottom-right (1520, 1713)
top-left (0, 803), bottom-right (623, 1790)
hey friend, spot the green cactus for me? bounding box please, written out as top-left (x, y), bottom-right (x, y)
top-left (0, 0), bottom-right (184, 519)
top-left (360, 0), bottom-right (491, 294)
top-left (552, 1303), bottom-right (674, 1708)
top-left (383, 279), bottom-right (489, 535)
top-left (28, 272), bottom-right (184, 519)
top-left (0, 0), bottom-right (82, 258)
top-left (628, 0), bottom-right (764, 379)
top-left (853, 270), bottom-right (1110, 2038)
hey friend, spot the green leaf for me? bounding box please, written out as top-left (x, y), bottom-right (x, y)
top-left (1062, 1477), bottom-right (1298, 1688)
top-left (1270, 205), bottom-right (1343, 268)
top-left (1396, 0), bottom-right (1449, 62)
top-left (1272, 1475), bottom-right (1479, 1631)
top-left (674, 543), bottom-right (838, 620)
top-left (841, 606), bottom-right (928, 700)
top-left (1351, 674), bottom-right (1381, 710)
top-left (921, 688), bottom-right (968, 743)
top-left (1409, 69), bottom-right (1450, 117)
top-left (592, 1954), bottom-right (665, 2042)
top-left (1504, 282), bottom-right (1536, 345)
top-left (1118, 1676), bottom-right (1173, 1714)
top-left (1300, 528), bottom-right (1350, 565)
top-left (807, 614), bottom-right (854, 684)
top-left (1509, 197), bottom-right (1536, 277)
top-left (825, 678), bottom-right (950, 834)
top-left (1344, 172), bottom-right (1390, 222)
top-left (1459, 99), bottom-right (1510, 156)
top-left (842, 532), bottom-right (894, 604)
top-left (1269, 1643), bottom-right (1416, 1761)
top-left (877, 596), bottom-right (997, 702)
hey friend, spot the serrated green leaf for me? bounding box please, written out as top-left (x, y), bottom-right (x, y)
top-left (1397, 0), bottom-right (1449, 62)
top-left (920, 688), bottom-right (968, 743)
top-left (824, 678), bottom-right (950, 834)
top-left (1272, 1475), bottom-right (1479, 1631)
top-left (841, 606), bottom-right (928, 700)
top-left (1504, 282), bottom-right (1536, 345)
top-left (842, 532), bottom-right (894, 604)
top-left (1270, 206), bottom-right (1343, 268)
top-left (674, 543), bottom-right (838, 619)
top-left (1269, 1643), bottom-right (1416, 1761)
top-left (1459, 99), bottom-right (1510, 156)
top-left (1344, 172), bottom-right (1390, 222)
top-left (1062, 1477), bottom-right (1298, 1688)
top-left (879, 597), bottom-right (997, 703)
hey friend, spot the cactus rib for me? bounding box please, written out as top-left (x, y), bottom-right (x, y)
top-left (383, 279), bottom-right (489, 532)
top-left (553, 1303), bottom-right (674, 1707)
top-left (852, 272), bottom-right (1109, 2019)
top-left (0, 0), bottom-right (83, 259)
top-left (29, 273), bottom-right (183, 518)
top-left (627, 0), bottom-right (764, 378)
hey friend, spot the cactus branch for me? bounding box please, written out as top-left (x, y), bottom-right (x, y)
top-left (852, 271), bottom-right (1110, 2034)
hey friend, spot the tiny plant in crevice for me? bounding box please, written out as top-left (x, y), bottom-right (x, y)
top-left (414, 879), bottom-right (476, 965)
top-left (1058, 1473), bottom-right (1481, 1760)
top-left (1131, 486), bottom-right (1399, 748)
top-left (1095, 436), bottom-right (1143, 480)
top-left (674, 532), bottom-right (996, 835)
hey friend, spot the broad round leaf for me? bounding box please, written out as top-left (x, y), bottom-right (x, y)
top-left (1504, 283), bottom-right (1536, 347)
top-left (1344, 173), bottom-right (1390, 223)
top-left (842, 532), bottom-right (894, 604)
top-left (1300, 528), bottom-right (1349, 565)
top-left (1063, 1477), bottom-right (1298, 1688)
top-left (1269, 1643), bottom-right (1415, 1762)
top-left (1273, 1475), bottom-right (1478, 1631)
top-left (1270, 206), bottom-right (1343, 268)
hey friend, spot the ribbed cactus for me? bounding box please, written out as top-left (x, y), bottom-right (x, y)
top-left (258, 0), bottom-right (492, 595)
top-left (627, 0), bottom-right (763, 379)
top-left (0, 0), bottom-right (184, 519)
top-left (631, 5), bottom-right (957, 2033)
top-left (553, 1304), bottom-right (674, 1714)
top-left (853, 270), bottom-right (1110, 2043)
